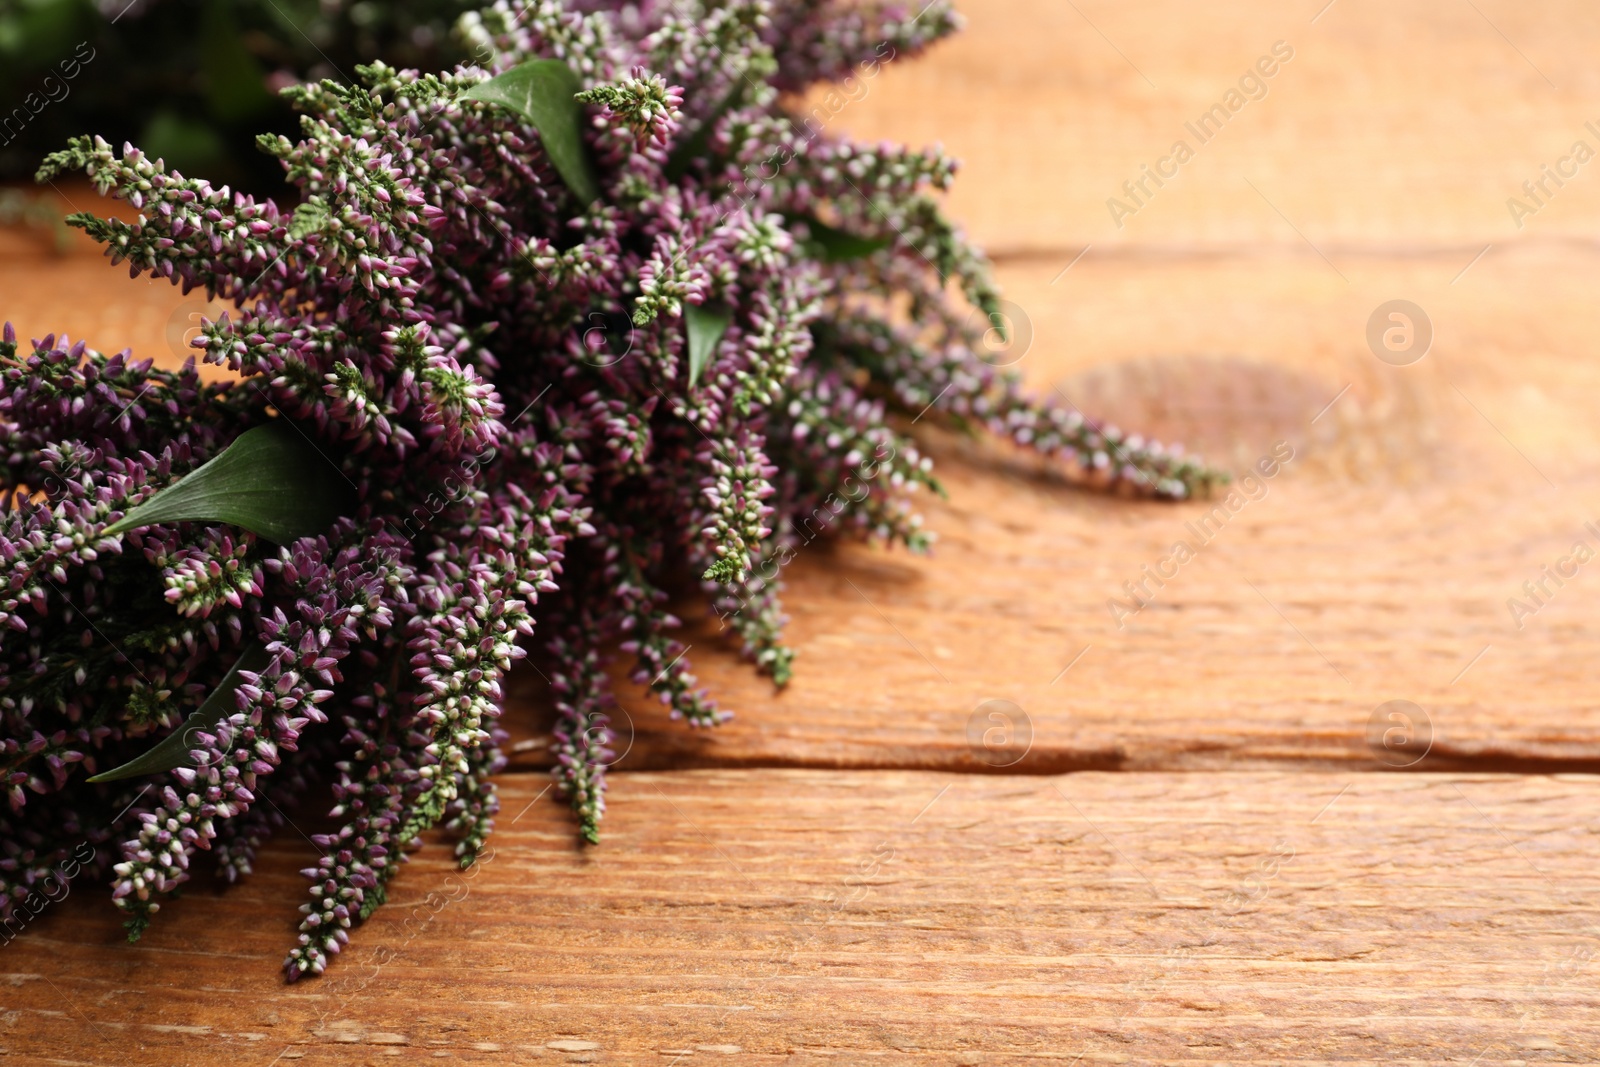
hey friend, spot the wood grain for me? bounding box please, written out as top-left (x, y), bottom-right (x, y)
top-left (6, 770), bottom-right (1600, 1065)
top-left (837, 0), bottom-right (1600, 252)
top-left (4, 0), bottom-right (1600, 1058)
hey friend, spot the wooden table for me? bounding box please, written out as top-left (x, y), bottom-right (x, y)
top-left (7, 1), bottom-right (1600, 1061)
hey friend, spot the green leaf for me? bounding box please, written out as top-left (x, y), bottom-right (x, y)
top-left (790, 215), bottom-right (892, 263)
top-left (460, 60), bottom-right (600, 205)
top-left (87, 642), bottom-right (275, 783)
top-left (102, 421), bottom-right (353, 544)
top-left (685, 303), bottom-right (731, 389)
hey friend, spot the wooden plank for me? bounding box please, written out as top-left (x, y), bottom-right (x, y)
top-left (7, 201), bottom-right (1600, 771)
top-left (4, 769), bottom-right (1600, 1063)
top-left (524, 240), bottom-right (1600, 773)
top-left (834, 0), bottom-right (1600, 252)
top-left (2, 0), bottom-right (1600, 1058)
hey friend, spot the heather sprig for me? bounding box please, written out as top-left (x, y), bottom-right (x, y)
top-left (0, 0), bottom-right (1225, 979)
top-left (576, 69), bottom-right (685, 149)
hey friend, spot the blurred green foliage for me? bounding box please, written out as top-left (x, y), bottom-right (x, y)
top-left (0, 186), bottom-right (72, 248)
top-left (0, 0), bottom-right (474, 192)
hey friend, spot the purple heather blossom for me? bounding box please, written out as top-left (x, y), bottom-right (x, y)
top-left (0, 0), bottom-right (1224, 979)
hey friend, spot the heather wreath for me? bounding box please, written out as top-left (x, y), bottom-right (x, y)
top-left (0, 0), bottom-right (1223, 979)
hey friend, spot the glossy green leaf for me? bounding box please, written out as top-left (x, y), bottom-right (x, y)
top-left (87, 642), bottom-right (275, 783)
top-left (790, 214), bottom-right (892, 263)
top-left (685, 303), bottom-right (731, 389)
top-left (461, 60), bottom-right (600, 205)
top-left (101, 421), bottom-right (352, 544)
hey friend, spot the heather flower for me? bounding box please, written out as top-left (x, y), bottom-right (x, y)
top-left (0, 0), bottom-right (1225, 980)
top-left (576, 69), bottom-right (684, 149)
